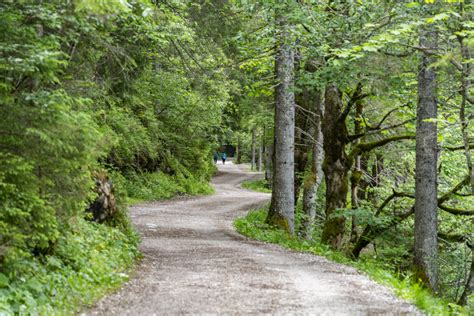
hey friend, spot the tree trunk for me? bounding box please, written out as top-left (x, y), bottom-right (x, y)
top-left (414, 26), bottom-right (439, 292)
top-left (300, 90), bottom-right (324, 240)
top-left (294, 89), bottom-right (310, 205)
top-left (321, 84), bottom-right (351, 248)
top-left (258, 128), bottom-right (263, 172)
top-left (266, 13), bottom-right (295, 234)
top-left (265, 141), bottom-right (273, 186)
top-left (459, 248), bottom-right (474, 305)
top-left (251, 127), bottom-right (256, 170)
top-left (458, 14), bottom-right (474, 304)
top-left (236, 136), bottom-right (241, 164)
top-left (350, 100), bottom-right (364, 243)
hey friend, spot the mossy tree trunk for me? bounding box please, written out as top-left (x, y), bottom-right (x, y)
top-left (266, 11), bottom-right (295, 234)
top-left (350, 99), bottom-right (364, 244)
top-left (321, 84), bottom-right (351, 249)
top-left (300, 90), bottom-right (324, 240)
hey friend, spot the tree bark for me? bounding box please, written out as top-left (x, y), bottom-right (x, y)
top-left (458, 248), bottom-right (473, 306)
top-left (458, 9), bottom-right (474, 304)
top-left (414, 26), bottom-right (439, 292)
top-left (236, 135), bottom-right (241, 164)
top-left (350, 100), bottom-right (364, 243)
top-left (251, 127), bottom-right (256, 170)
top-left (321, 84), bottom-right (351, 248)
top-left (301, 90), bottom-right (324, 240)
top-left (265, 141), bottom-right (273, 186)
top-left (266, 12), bottom-right (295, 234)
top-left (258, 128), bottom-right (263, 172)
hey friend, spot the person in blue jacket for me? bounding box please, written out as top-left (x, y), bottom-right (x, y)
top-left (213, 152), bottom-right (219, 164)
top-left (221, 152), bottom-right (227, 165)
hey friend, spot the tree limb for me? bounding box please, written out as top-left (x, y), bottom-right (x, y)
top-left (348, 119), bottom-right (415, 142)
top-left (350, 134), bottom-right (415, 158)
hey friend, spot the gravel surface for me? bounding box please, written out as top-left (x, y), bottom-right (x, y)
top-left (86, 161), bottom-right (420, 315)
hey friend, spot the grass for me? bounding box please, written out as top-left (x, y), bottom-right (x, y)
top-left (234, 208), bottom-right (472, 316)
top-left (123, 171), bottom-right (214, 201)
top-left (241, 179), bottom-right (272, 193)
top-left (0, 218), bottom-right (140, 315)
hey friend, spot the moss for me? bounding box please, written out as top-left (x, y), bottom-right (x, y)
top-left (266, 211), bottom-right (291, 234)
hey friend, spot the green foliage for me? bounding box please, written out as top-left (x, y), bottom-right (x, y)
top-left (241, 179), bottom-right (272, 193)
top-left (0, 218), bottom-right (139, 315)
top-left (235, 208), bottom-right (471, 315)
top-left (1, 0), bottom-right (230, 312)
top-left (123, 170), bottom-right (214, 202)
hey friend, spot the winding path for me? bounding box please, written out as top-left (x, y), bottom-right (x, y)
top-left (88, 162), bottom-right (419, 315)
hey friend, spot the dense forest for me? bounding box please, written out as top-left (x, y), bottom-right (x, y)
top-left (0, 0), bottom-right (473, 314)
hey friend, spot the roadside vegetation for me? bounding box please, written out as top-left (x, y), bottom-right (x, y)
top-left (235, 208), bottom-right (471, 315)
top-left (1, 0), bottom-right (225, 313)
top-left (241, 179), bottom-right (272, 194)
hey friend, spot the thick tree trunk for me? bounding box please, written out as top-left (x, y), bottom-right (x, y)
top-left (301, 91), bottom-right (324, 240)
top-left (414, 27), bottom-right (439, 292)
top-left (350, 100), bottom-right (364, 243)
top-left (266, 14), bottom-right (295, 234)
top-left (321, 84), bottom-right (351, 248)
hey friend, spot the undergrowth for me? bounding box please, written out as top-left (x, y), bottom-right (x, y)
top-left (122, 171), bottom-right (214, 202)
top-left (0, 167), bottom-right (214, 315)
top-left (241, 179), bottom-right (271, 193)
top-left (0, 219), bottom-right (140, 315)
top-left (234, 208), bottom-right (471, 316)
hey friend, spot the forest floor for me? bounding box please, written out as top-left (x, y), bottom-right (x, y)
top-left (85, 161), bottom-right (420, 315)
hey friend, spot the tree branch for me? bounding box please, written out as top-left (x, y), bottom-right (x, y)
top-left (351, 134), bottom-right (415, 158)
top-left (348, 119), bottom-right (415, 142)
top-left (443, 144), bottom-right (474, 151)
top-left (438, 205), bottom-right (474, 216)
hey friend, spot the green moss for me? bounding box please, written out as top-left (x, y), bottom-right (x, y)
top-left (234, 208), bottom-right (471, 316)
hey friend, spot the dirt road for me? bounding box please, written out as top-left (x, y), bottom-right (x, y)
top-left (88, 162), bottom-right (419, 315)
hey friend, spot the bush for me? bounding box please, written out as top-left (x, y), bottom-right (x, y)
top-left (0, 218), bottom-right (139, 315)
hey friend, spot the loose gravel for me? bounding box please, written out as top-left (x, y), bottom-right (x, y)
top-left (86, 162), bottom-right (420, 315)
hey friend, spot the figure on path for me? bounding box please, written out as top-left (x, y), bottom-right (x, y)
top-left (213, 152), bottom-right (219, 164)
top-left (221, 152), bottom-right (227, 165)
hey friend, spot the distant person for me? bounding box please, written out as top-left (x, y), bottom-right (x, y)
top-left (221, 152), bottom-right (227, 165)
top-left (213, 152), bottom-right (219, 164)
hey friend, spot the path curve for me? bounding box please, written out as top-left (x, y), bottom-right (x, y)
top-left (87, 162), bottom-right (419, 315)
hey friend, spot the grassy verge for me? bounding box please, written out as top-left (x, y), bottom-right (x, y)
top-left (234, 208), bottom-right (471, 315)
top-left (241, 179), bottom-right (271, 193)
top-left (0, 219), bottom-right (140, 315)
top-left (123, 171), bottom-right (214, 201)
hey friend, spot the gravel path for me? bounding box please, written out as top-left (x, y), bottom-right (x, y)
top-left (86, 162), bottom-right (420, 315)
